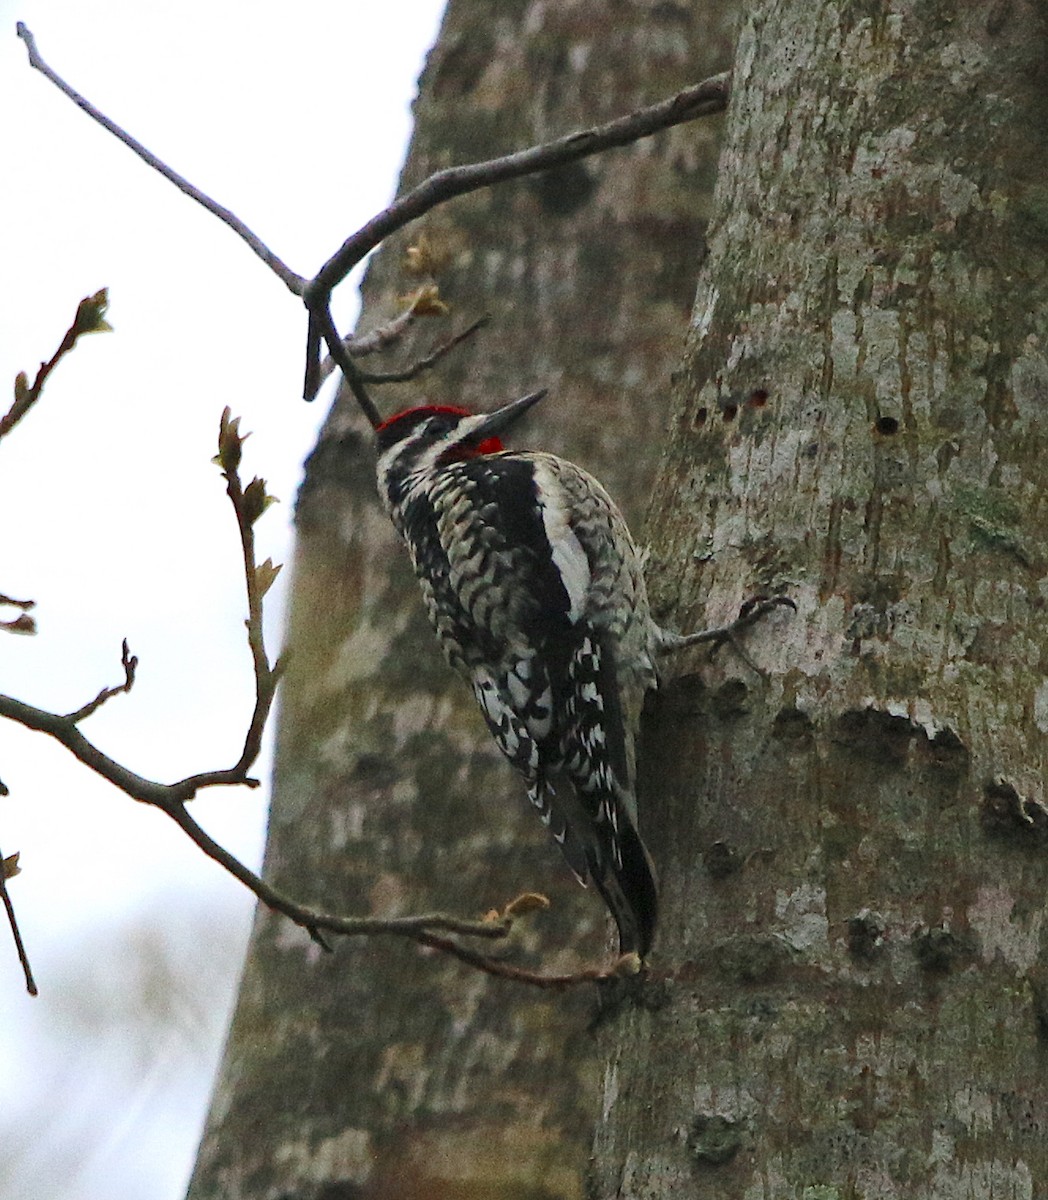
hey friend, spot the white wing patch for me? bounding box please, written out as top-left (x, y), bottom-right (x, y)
top-left (533, 459), bottom-right (591, 621)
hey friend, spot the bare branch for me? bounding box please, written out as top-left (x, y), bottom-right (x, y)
top-left (162, 801), bottom-right (511, 945)
top-left (307, 72), bottom-right (728, 299)
top-left (0, 412), bottom-right (282, 804)
top-left (357, 316), bottom-right (491, 385)
top-left (0, 849), bottom-right (37, 996)
top-left (313, 305), bottom-right (419, 391)
top-left (309, 306), bottom-right (383, 426)
top-left (15, 23), bottom-right (305, 296)
top-left (0, 691), bottom-right (182, 804)
top-left (65, 639), bottom-right (137, 723)
top-left (303, 312), bottom-right (325, 401)
top-left (212, 409), bottom-right (282, 780)
top-left (1, 289), bottom-right (111, 444)
top-left (0, 671), bottom-right (632, 986)
top-left (416, 931), bottom-right (639, 990)
top-left (0, 690), bottom-right (516, 948)
top-left (0, 656), bottom-right (626, 984)
top-left (0, 594), bottom-right (35, 611)
top-left (343, 305), bottom-right (422, 358)
top-left (0, 673), bottom-right (626, 985)
top-left (302, 71), bottom-right (729, 397)
top-left (316, 311), bottom-right (489, 389)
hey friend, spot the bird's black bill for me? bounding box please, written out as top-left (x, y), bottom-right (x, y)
top-left (467, 389), bottom-right (548, 444)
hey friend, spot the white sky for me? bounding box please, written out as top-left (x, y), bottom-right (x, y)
top-left (0, 2), bottom-right (445, 1197)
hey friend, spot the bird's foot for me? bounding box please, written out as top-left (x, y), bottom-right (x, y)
top-left (659, 594), bottom-right (795, 675)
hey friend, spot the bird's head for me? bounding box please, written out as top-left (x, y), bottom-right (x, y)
top-left (375, 389), bottom-right (547, 500)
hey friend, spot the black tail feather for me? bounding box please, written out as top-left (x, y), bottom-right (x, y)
top-left (593, 821), bottom-right (659, 957)
top-left (529, 770), bottom-right (659, 957)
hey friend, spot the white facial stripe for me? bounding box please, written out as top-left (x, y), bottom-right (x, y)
top-left (376, 417), bottom-right (468, 500)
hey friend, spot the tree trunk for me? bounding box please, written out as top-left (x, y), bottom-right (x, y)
top-left (187, 3), bottom-right (735, 1197)
top-left (594, 2), bottom-right (1048, 1196)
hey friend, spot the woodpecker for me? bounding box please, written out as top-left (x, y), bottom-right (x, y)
top-left (375, 389), bottom-right (660, 957)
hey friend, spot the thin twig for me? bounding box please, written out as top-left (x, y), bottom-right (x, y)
top-left (0, 671), bottom-right (626, 984)
top-left (417, 932), bottom-right (636, 990)
top-left (311, 306), bottom-right (383, 425)
top-left (343, 306), bottom-right (420, 357)
top-left (312, 305), bottom-right (418, 390)
top-left (303, 312), bottom-right (324, 401)
top-left (162, 800), bottom-right (510, 945)
top-left (314, 298), bottom-right (474, 389)
top-left (213, 409), bottom-right (281, 779)
top-left (65, 639), bottom-right (137, 723)
top-left (0, 691), bottom-right (185, 803)
top-left (1, 289), bottom-right (110, 443)
top-left (0, 850), bottom-right (37, 996)
top-left (15, 23), bottom-right (305, 296)
top-left (357, 316), bottom-right (491, 385)
top-left (302, 71), bottom-right (729, 398)
top-left (307, 72), bottom-right (728, 299)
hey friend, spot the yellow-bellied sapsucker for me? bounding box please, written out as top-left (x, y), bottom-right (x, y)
top-left (375, 389), bottom-right (659, 957)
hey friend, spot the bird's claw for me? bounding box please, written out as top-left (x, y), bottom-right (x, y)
top-left (659, 593), bottom-right (794, 675)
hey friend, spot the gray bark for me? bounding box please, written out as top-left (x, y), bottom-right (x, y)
top-left (595, 2), bottom-right (1048, 1196)
top-left (187, 3), bottom-right (734, 1197)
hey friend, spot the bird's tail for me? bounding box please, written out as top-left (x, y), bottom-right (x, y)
top-left (592, 819), bottom-right (659, 958)
top-left (528, 773), bottom-right (659, 958)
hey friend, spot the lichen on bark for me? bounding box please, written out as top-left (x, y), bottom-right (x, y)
top-left (596, 2), bottom-right (1048, 1196)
